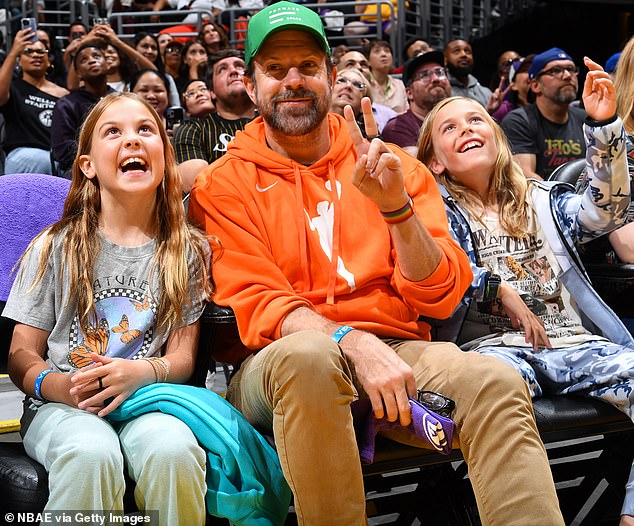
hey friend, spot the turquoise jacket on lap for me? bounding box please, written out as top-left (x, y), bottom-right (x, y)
top-left (108, 383), bottom-right (291, 526)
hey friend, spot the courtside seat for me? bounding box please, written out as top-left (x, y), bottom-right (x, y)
top-left (549, 158), bottom-right (634, 320)
top-left (2, 304), bottom-right (633, 523)
top-left (363, 396), bottom-right (631, 476)
top-left (582, 262), bottom-right (634, 318)
top-left (547, 157), bottom-right (586, 185)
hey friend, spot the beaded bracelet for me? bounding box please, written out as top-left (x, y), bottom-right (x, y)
top-left (34, 369), bottom-right (55, 401)
top-left (381, 197), bottom-right (415, 225)
top-left (142, 357), bottom-right (169, 383)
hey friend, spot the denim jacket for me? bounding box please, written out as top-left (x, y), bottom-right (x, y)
top-left (431, 116), bottom-right (634, 348)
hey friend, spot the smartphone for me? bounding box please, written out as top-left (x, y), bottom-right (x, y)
top-left (94, 17), bottom-right (110, 26)
top-left (21, 18), bottom-right (38, 43)
top-left (166, 106), bottom-right (184, 131)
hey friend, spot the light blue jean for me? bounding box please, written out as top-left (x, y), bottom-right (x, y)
top-left (22, 402), bottom-right (207, 525)
top-left (4, 147), bottom-right (54, 175)
top-left (474, 339), bottom-right (634, 515)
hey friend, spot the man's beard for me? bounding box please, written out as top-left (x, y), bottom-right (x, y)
top-left (553, 85), bottom-right (577, 104)
top-left (257, 87), bottom-right (331, 136)
top-left (421, 85), bottom-right (450, 111)
top-left (446, 62), bottom-right (472, 78)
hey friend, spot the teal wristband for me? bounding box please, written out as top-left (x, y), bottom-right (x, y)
top-left (332, 325), bottom-right (355, 344)
top-left (34, 369), bottom-right (55, 401)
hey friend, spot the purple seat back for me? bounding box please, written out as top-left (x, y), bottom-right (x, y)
top-left (0, 174), bottom-right (70, 301)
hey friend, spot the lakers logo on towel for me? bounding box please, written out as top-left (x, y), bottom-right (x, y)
top-left (422, 413), bottom-right (448, 452)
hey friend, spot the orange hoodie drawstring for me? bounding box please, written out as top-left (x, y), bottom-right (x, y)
top-left (294, 164), bottom-right (312, 291)
top-left (326, 161), bottom-right (340, 305)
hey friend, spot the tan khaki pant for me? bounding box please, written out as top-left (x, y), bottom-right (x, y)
top-left (227, 330), bottom-right (564, 526)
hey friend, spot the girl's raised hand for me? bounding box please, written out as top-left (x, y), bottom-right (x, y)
top-left (582, 56), bottom-right (616, 122)
top-left (70, 352), bottom-right (155, 417)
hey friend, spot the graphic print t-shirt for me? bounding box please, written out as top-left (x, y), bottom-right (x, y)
top-left (0, 78), bottom-right (59, 153)
top-left (3, 231), bottom-right (205, 372)
top-left (501, 104), bottom-right (587, 179)
top-left (465, 206), bottom-right (603, 348)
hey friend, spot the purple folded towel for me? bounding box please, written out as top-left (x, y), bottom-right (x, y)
top-left (358, 398), bottom-right (455, 464)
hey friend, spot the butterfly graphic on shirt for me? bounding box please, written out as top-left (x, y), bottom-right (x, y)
top-left (112, 314), bottom-right (142, 344)
top-left (505, 255), bottom-right (527, 281)
top-left (67, 318), bottom-right (110, 369)
top-left (130, 294), bottom-right (151, 312)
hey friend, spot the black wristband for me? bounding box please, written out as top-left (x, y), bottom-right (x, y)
top-left (585, 114), bottom-right (618, 128)
top-left (485, 273), bottom-right (501, 301)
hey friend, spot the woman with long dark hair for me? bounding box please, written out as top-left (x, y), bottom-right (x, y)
top-left (134, 31), bottom-right (180, 107)
top-left (0, 27), bottom-right (68, 174)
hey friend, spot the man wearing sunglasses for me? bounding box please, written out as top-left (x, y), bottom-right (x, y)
top-left (501, 47), bottom-right (587, 180)
top-left (382, 50), bottom-right (451, 156)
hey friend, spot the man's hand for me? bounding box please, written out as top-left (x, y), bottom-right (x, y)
top-left (344, 96), bottom-right (378, 153)
top-left (91, 23), bottom-right (119, 45)
top-left (486, 76), bottom-right (511, 114)
top-left (344, 96), bottom-right (409, 212)
top-left (341, 331), bottom-right (416, 426)
top-left (582, 56), bottom-right (616, 122)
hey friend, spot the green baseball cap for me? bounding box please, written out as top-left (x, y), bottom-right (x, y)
top-left (244, 1), bottom-right (331, 66)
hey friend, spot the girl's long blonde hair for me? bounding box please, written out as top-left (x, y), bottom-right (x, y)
top-left (615, 36), bottom-right (634, 134)
top-left (417, 96), bottom-right (531, 237)
top-left (24, 92), bottom-right (213, 334)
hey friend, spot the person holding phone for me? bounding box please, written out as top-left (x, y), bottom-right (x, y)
top-left (0, 27), bottom-right (68, 174)
top-left (65, 22), bottom-right (157, 91)
top-left (62, 21), bottom-right (88, 73)
top-left (188, 4), bottom-right (565, 524)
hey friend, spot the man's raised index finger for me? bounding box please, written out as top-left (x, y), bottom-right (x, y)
top-left (361, 97), bottom-right (378, 139)
top-left (344, 104), bottom-right (365, 146)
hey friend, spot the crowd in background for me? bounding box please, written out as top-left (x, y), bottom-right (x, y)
top-left (5, 1), bottom-right (634, 524)
top-left (1, 1), bottom-right (633, 297)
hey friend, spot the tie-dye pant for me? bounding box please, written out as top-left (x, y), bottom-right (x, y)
top-left (475, 339), bottom-right (634, 515)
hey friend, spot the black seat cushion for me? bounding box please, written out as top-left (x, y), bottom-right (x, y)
top-left (0, 442), bottom-right (48, 514)
top-left (365, 396), bottom-right (632, 473)
top-left (548, 158), bottom-right (586, 184)
top-left (584, 263), bottom-right (634, 317)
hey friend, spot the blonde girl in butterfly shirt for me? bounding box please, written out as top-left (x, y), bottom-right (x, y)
top-left (4, 92), bottom-right (212, 525)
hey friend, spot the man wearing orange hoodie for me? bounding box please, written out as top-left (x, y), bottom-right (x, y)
top-left (188, 3), bottom-right (564, 525)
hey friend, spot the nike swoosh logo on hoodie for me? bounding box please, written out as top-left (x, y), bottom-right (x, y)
top-left (256, 181), bottom-right (279, 193)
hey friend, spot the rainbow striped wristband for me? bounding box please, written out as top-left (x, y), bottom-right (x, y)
top-left (381, 197), bottom-right (415, 224)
